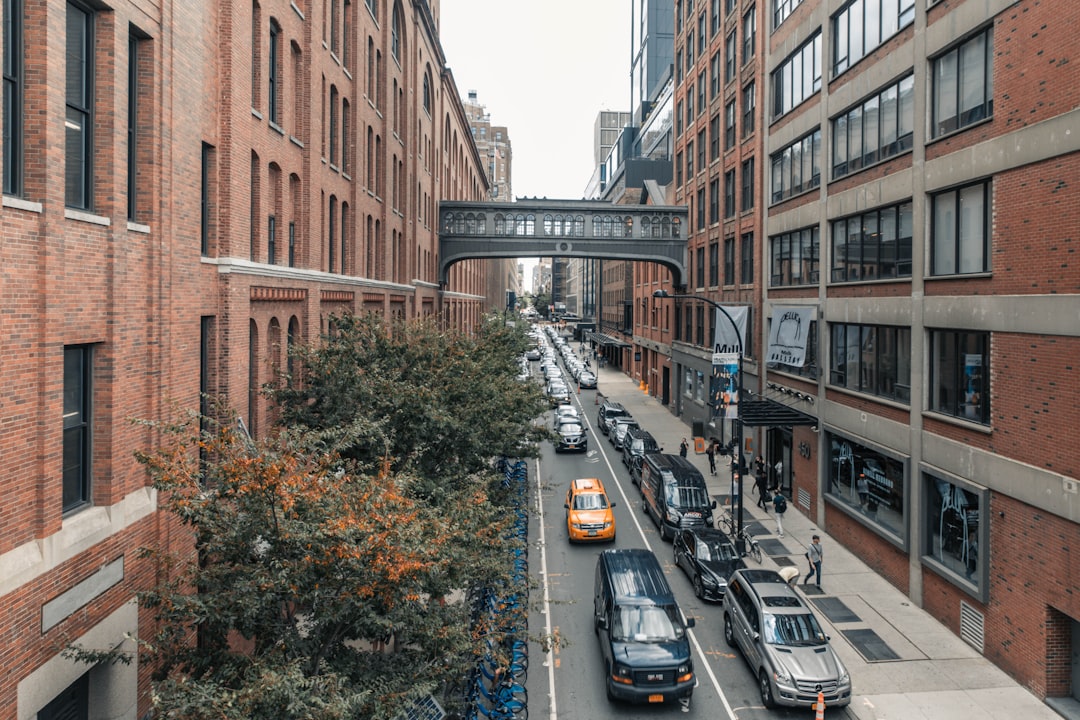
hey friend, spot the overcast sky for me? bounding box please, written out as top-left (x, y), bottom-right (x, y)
top-left (439, 0), bottom-right (633, 200)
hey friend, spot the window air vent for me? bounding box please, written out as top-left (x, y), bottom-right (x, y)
top-left (959, 600), bottom-right (985, 652)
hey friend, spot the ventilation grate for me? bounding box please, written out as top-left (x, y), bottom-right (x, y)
top-left (797, 487), bottom-right (811, 510)
top-left (959, 600), bottom-right (985, 652)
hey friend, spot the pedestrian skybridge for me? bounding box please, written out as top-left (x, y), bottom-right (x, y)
top-left (439, 199), bottom-right (688, 287)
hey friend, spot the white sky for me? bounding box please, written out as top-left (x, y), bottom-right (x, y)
top-left (439, 0), bottom-right (634, 292)
top-left (439, 0), bottom-right (633, 199)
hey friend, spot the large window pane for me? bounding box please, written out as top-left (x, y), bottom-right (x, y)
top-left (925, 475), bottom-right (981, 586)
top-left (933, 191), bottom-right (957, 275)
top-left (827, 432), bottom-right (907, 539)
top-left (958, 184), bottom-right (986, 273)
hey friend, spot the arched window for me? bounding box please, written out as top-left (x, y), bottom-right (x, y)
top-left (391, 3), bottom-right (402, 62)
top-left (423, 67), bottom-right (432, 114)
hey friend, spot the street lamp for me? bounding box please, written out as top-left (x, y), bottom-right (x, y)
top-left (654, 289), bottom-right (748, 554)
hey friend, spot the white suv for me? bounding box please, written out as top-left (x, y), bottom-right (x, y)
top-left (722, 568), bottom-right (851, 709)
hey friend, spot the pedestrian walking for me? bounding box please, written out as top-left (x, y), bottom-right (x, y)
top-left (804, 535), bottom-right (823, 587)
top-left (772, 489), bottom-right (788, 538)
top-left (679, 438), bottom-right (688, 458)
top-left (706, 440), bottom-right (717, 475)
top-left (754, 472), bottom-right (770, 509)
top-left (731, 473), bottom-right (742, 508)
top-left (773, 458), bottom-right (784, 487)
top-left (857, 473), bottom-right (870, 510)
top-left (754, 455), bottom-right (766, 481)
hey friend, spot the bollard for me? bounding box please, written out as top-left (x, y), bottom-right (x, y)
top-left (814, 691), bottom-right (825, 719)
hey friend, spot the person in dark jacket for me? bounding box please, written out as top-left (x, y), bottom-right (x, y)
top-left (679, 438), bottom-right (688, 457)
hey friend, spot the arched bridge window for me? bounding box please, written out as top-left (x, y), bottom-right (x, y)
top-left (542, 214), bottom-right (585, 237)
top-left (494, 213), bottom-right (535, 236)
top-left (641, 214), bottom-right (682, 239)
top-left (441, 211), bottom-right (487, 235)
top-left (593, 215), bottom-right (634, 238)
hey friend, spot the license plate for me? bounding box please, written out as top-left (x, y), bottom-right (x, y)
top-left (567, 444), bottom-right (577, 449)
top-left (686, 512), bottom-right (701, 518)
top-left (648, 694), bottom-right (664, 703)
top-left (588, 530), bottom-right (597, 536)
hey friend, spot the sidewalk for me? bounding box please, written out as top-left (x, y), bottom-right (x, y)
top-left (590, 362), bottom-right (1073, 720)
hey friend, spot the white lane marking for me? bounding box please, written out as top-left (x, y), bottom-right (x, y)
top-left (534, 455), bottom-right (558, 720)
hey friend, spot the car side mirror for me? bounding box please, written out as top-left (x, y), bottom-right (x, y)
top-left (711, 500), bottom-right (718, 509)
top-left (597, 617), bottom-right (609, 630)
top-left (564, 503), bottom-right (569, 509)
top-left (610, 502), bottom-right (617, 508)
top-left (685, 617), bottom-right (696, 629)
top-left (752, 631), bottom-right (760, 641)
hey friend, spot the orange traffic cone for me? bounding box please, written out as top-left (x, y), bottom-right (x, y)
top-left (814, 691), bottom-right (825, 719)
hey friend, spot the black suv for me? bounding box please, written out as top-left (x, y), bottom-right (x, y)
top-left (622, 428), bottom-right (660, 483)
top-left (596, 400), bottom-right (629, 436)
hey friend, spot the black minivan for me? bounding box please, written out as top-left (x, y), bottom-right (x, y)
top-left (594, 548), bottom-right (696, 704)
top-left (640, 453), bottom-right (716, 540)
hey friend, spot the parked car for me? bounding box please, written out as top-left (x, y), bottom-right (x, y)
top-left (553, 403), bottom-right (580, 427)
top-left (610, 418), bottom-right (640, 450)
top-left (577, 371), bottom-right (598, 389)
top-left (555, 421), bottom-right (588, 453)
top-left (547, 383), bottom-right (571, 406)
top-left (525, 347), bottom-right (542, 361)
top-left (622, 428), bottom-right (660, 470)
top-left (723, 568), bottom-right (852, 709)
top-left (597, 400), bottom-right (630, 435)
top-left (672, 528), bottom-right (744, 601)
top-left (565, 478), bottom-right (616, 542)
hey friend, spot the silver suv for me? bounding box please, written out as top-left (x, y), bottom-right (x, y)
top-left (722, 568), bottom-right (851, 709)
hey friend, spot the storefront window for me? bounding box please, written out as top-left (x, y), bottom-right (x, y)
top-left (924, 474), bottom-right (983, 591)
top-left (826, 432), bottom-right (906, 539)
top-left (696, 370), bottom-right (706, 402)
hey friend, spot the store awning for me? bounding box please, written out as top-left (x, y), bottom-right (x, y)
top-left (588, 332), bottom-right (631, 348)
top-left (738, 398), bottom-right (818, 428)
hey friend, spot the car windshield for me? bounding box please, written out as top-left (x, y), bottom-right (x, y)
top-left (612, 604), bottom-right (685, 642)
top-left (665, 484), bottom-right (710, 510)
top-left (697, 538), bottom-right (738, 562)
top-left (762, 612), bottom-right (828, 646)
top-left (573, 492), bottom-right (608, 510)
top-left (561, 423), bottom-right (584, 435)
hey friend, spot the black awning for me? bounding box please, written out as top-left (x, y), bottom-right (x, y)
top-left (589, 332), bottom-right (631, 348)
top-left (739, 398), bottom-right (818, 428)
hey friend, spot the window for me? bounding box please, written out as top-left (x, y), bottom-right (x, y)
top-left (698, 70), bottom-right (707, 114)
top-left (710, 51), bottom-right (721, 98)
top-left (931, 180), bottom-right (990, 275)
top-left (742, 82), bottom-right (755, 137)
top-left (740, 232), bottom-right (754, 283)
top-left (4, 0), bottom-right (23, 196)
top-left (329, 85), bottom-right (338, 165)
top-left (676, 150), bottom-right (684, 185)
top-left (698, 12), bottom-right (707, 55)
top-left (932, 26), bottom-right (993, 138)
top-left (726, 0), bottom-right (736, 14)
top-left (65, 1), bottom-right (93, 209)
top-left (686, 31), bottom-right (695, 71)
top-left (696, 246), bottom-right (706, 287)
top-left (741, 157), bottom-right (754, 211)
top-left (832, 74), bottom-right (913, 177)
top-left (342, 98), bottom-right (351, 174)
top-left (676, 48), bottom-right (684, 83)
top-left (829, 323), bottom-right (911, 401)
top-left (696, 308), bottom-right (706, 348)
top-left (268, 19), bottom-right (281, 125)
top-left (63, 345), bottom-right (92, 513)
top-left (366, 0), bottom-right (378, 19)
top-left (712, 0), bottom-right (721, 35)
top-left (770, 226), bottom-right (819, 286)
top-left (770, 129), bottom-right (820, 203)
top-left (328, 195), bottom-right (336, 271)
top-left (773, 0), bottom-right (804, 29)
top-left (268, 214), bottom-right (276, 264)
top-left (676, 99), bottom-right (684, 136)
top-left (724, 237), bottom-right (735, 284)
top-left (686, 84), bottom-right (695, 123)
top-left (832, 0), bottom-right (916, 76)
top-left (696, 187), bottom-right (706, 230)
top-left (39, 673), bottom-right (89, 720)
top-left (924, 474), bottom-right (984, 587)
top-left (742, 5), bottom-right (756, 64)
top-left (677, 0), bottom-right (684, 32)
top-left (929, 330), bottom-right (989, 423)
top-left (709, 177), bottom-right (720, 223)
top-left (725, 30), bottom-right (737, 82)
top-left (330, 0), bottom-right (338, 55)
top-left (826, 431), bottom-right (907, 539)
top-left (724, 168), bottom-right (735, 217)
top-left (697, 128), bottom-right (706, 170)
top-left (342, 0), bottom-right (352, 69)
top-left (709, 114), bottom-right (721, 161)
top-left (709, 241), bottom-right (719, 285)
top-left (725, 99), bottom-right (736, 149)
top-left (771, 32), bottom-right (821, 119)
top-left (391, 3), bottom-right (402, 62)
top-left (686, 139), bottom-right (694, 176)
top-left (201, 143), bottom-right (214, 256)
top-left (830, 201), bottom-right (913, 281)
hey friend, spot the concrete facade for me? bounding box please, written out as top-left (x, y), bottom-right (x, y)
top-left (0, 0), bottom-right (492, 716)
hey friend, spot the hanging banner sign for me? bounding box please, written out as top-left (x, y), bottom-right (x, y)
top-left (766, 306), bottom-right (815, 367)
top-left (713, 306), bottom-right (749, 354)
top-left (710, 352), bottom-right (740, 420)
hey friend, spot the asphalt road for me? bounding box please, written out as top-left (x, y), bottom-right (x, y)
top-left (525, 380), bottom-right (854, 719)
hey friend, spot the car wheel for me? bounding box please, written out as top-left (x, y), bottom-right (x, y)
top-left (694, 575), bottom-right (705, 600)
top-left (724, 614), bottom-right (736, 647)
top-left (642, 497), bottom-right (649, 515)
top-left (759, 669), bottom-right (776, 709)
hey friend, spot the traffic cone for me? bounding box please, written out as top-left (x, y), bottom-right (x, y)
top-left (814, 690), bottom-right (825, 719)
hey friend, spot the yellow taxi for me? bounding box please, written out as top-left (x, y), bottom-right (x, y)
top-left (565, 478), bottom-right (616, 542)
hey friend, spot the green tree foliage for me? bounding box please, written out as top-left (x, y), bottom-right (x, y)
top-left (81, 314), bottom-right (548, 719)
top-left (272, 313), bottom-right (549, 494)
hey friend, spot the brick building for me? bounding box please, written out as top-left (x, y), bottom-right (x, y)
top-left (0, 0), bottom-right (492, 716)
top-left (652, 0), bottom-right (1079, 702)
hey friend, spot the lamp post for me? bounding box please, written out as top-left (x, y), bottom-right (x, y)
top-left (654, 289), bottom-right (747, 553)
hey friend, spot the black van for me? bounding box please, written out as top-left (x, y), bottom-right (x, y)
top-left (593, 549), bottom-right (696, 704)
top-left (640, 454), bottom-right (716, 540)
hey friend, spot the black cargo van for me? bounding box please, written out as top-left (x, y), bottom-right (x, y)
top-left (640, 454), bottom-right (716, 540)
top-left (594, 549), bottom-right (695, 704)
